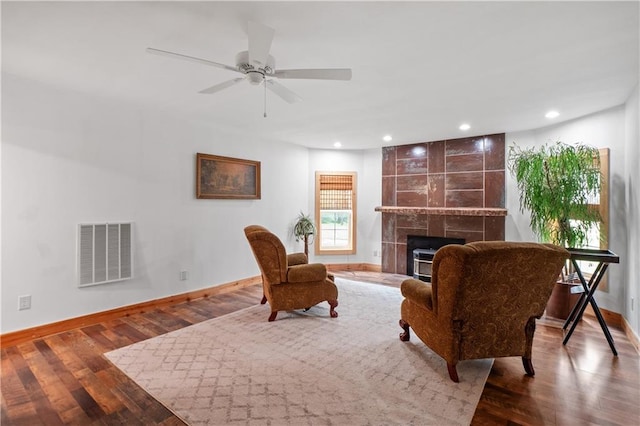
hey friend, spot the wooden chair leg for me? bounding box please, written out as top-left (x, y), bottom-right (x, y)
top-left (268, 311), bottom-right (278, 322)
top-left (399, 319), bottom-right (411, 341)
top-left (328, 300), bottom-right (338, 318)
top-left (522, 356), bottom-right (535, 376)
top-left (447, 363), bottom-right (460, 383)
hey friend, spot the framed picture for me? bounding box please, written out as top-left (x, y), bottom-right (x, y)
top-left (196, 153), bottom-right (261, 199)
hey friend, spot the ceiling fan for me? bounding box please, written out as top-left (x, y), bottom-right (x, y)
top-left (147, 21), bottom-right (352, 105)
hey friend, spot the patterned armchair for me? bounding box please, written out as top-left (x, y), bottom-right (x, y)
top-left (244, 225), bottom-right (338, 321)
top-left (399, 241), bottom-right (569, 382)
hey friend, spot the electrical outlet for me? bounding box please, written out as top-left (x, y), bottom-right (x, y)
top-left (180, 270), bottom-right (189, 281)
top-left (19, 295), bottom-right (31, 311)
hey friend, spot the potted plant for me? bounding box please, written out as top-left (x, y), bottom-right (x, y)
top-left (508, 141), bottom-right (602, 318)
top-left (293, 211), bottom-right (316, 256)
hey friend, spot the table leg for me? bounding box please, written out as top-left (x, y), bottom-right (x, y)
top-left (588, 294), bottom-right (618, 355)
top-left (562, 262), bottom-right (602, 329)
top-left (562, 261), bottom-right (617, 356)
top-left (584, 265), bottom-right (618, 356)
top-left (563, 288), bottom-right (593, 346)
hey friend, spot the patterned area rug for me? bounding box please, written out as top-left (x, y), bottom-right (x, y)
top-left (105, 279), bottom-right (492, 425)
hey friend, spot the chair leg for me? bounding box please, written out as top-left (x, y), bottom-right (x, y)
top-left (399, 319), bottom-right (411, 341)
top-left (268, 311), bottom-right (278, 322)
top-left (522, 356), bottom-right (535, 376)
top-left (328, 300), bottom-right (338, 318)
top-left (447, 363), bottom-right (460, 383)
top-left (260, 294), bottom-right (267, 304)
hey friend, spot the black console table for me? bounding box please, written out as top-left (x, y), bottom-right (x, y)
top-left (562, 248), bottom-right (619, 355)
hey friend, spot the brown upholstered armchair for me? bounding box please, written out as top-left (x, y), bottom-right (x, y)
top-left (399, 241), bottom-right (569, 382)
top-left (244, 225), bottom-right (338, 321)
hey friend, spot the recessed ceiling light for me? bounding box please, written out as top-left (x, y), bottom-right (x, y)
top-left (545, 110), bottom-right (560, 119)
top-left (333, 141), bottom-right (342, 148)
top-left (459, 123), bottom-right (470, 131)
top-left (383, 135), bottom-right (393, 142)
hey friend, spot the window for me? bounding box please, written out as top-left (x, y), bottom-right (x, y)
top-left (574, 148), bottom-right (610, 290)
top-left (315, 171), bottom-right (357, 255)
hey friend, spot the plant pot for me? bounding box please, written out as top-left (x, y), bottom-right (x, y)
top-left (545, 280), bottom-right (582, 320)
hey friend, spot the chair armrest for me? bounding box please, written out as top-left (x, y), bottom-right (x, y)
top-left (287, 263), bottom-right (327, 283)
top-left (401, 278), bottom-right (434, 310)
top-left (287, 252), bottom-right (308, 266)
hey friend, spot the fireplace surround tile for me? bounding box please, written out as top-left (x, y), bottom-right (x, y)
top-left (382, 146), bottom-right (396, 176)
top-left (427, 142), bottom-right (445, 173)
top-left (382, 176), bottom-right (396, 206)
top-left (484, 134), bottom-right (506, 170)
top-left (445, 137), bottom-right (484, 155)
top-left (445, 216), bottom-right (485, 233)
top-left (485, 171), bottom-right (506, 208)
top-left (397, 157), bottom-right (428, 174)
top-left (380, 133), bottom-right (506, 274)
top-left (397, 174), bottom-right (428, 191)
top-left (445, 153), bottom-right (484, 172)
top-left (427, 174), bottom-right (445, 207)
top-left (446, 172), bottom-right (484, 190)
top-left (397, 191), bottom-right (427, 207)
top-left (445, 190), bottom-right (484, 207)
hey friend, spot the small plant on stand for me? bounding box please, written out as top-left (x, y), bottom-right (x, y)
top-left (293, 211), bottom-right (316, 256)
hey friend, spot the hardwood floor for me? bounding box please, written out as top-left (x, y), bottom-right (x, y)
top-left (2, 273), bottom-right (639, 425)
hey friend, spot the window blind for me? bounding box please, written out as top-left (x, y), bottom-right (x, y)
top-left (319, 174), bottom-right (353, 210)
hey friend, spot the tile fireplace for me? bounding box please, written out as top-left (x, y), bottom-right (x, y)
top-left (378, 133), bottom-right (507, 275)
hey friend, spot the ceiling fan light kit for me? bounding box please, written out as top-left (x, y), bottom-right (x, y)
top-left (147, 21), bottom-right (352, 109)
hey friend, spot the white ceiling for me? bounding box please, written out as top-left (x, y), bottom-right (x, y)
top-left (2, 1), bottom-right (638, 150)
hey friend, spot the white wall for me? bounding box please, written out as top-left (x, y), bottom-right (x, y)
top-left (505, 102), bottom-right (633, 323)
top-left (623, 85), bottom-right (639, 335)
top-left (305, 148), bottom-right (381, 265)
top-left (361, 148), bottom-right (383, 264)
top-left (1, 73), bottom-right (310, 333)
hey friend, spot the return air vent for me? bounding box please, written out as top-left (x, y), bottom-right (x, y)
top-left (78, 223), bottom-right (133, 287)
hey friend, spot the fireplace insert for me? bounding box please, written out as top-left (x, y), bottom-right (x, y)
top-left (406, 235), bottom-right (465, 282)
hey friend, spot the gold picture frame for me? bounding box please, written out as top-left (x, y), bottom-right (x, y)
top-left (196, 153), bottom-right (261, 199)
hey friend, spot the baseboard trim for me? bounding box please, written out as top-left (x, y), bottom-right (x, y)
top-left (622, 316), bottom-right (640, 355)
top-left (583, 304), bottom-right (622, 327)
top-left (326, 263), bottom-right (382, 272)
top-left (0, 276), bottom-right (262, 348)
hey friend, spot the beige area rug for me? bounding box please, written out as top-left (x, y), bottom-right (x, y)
top-left (105, 279), bottom-right (493, 425)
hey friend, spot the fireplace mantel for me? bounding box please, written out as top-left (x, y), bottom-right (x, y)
top-left (375, 206), bottom-right (507, 217)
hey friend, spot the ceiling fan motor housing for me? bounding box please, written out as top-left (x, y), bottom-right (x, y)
top-left (236, 51), bottom-right (274, 84)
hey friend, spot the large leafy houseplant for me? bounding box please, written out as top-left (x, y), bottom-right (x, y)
top-left (508, 141), bottom-right (602, 249)
top-left (293, 211), bottom-right (316, 256)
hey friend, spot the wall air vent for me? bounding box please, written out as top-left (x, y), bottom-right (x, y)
top-left (78, 223), bottom-right (133, 287)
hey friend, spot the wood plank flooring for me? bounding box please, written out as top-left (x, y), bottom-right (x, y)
top-left (2, 273), bottom-right (639, 425)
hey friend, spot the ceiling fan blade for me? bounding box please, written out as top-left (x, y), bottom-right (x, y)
top-left (266, 80), bottom-right (302, 104)
top-left (198, 78), bottom-right (245, 94)
top-left (273, 68), bottom-right (352, 81)
top-left (146, 47), bottom-right (240, 74)
top-left (248, 21), bottom-right (275, 68)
